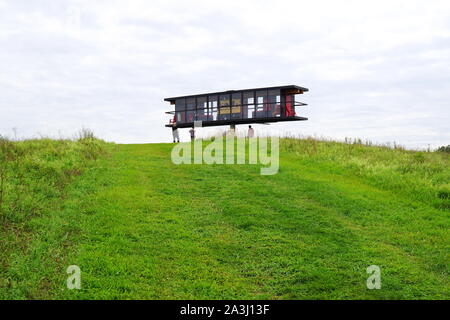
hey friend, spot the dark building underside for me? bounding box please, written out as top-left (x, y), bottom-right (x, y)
top-left (165, 116), bottom-right (308, 128)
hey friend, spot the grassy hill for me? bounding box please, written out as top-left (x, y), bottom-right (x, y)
top-left (0, 136), bottom-right (449, 299)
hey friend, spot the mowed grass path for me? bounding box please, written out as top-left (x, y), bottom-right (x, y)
top-left (56, 142), bottom-right (448, 299)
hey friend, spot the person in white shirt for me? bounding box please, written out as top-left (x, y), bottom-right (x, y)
top-left (248, 125), bottom-right (254, 138)
top-left (172, 126), bottom-right (179, 143)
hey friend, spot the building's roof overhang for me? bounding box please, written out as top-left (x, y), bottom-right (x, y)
top-left (164, 85), bottom-right (309, 103)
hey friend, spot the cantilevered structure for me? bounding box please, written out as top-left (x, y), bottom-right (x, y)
top-left (165, 85), bottom-right (309, 128)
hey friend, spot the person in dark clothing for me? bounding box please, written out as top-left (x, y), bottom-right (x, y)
top-left (189, 127), bottom-right (195, 141)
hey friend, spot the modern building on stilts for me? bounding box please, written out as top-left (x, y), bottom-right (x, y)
top-left (164, 85), bottom-right (309, 136)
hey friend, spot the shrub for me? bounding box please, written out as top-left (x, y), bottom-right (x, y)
top-left (436, 145), bottom-right (450, 153)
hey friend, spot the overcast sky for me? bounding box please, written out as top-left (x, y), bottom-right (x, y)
top-left (0, 0), bottom-right (449, 149)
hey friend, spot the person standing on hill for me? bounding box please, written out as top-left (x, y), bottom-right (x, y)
top-left (172, 125), bottom-right (179, 143)
top-left (248, 125), bottom-right (254, 138)
top-left (189, 127), bottom-right (195, 141)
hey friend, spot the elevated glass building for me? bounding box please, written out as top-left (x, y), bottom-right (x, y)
top-left (165, 85), bottom-right (309, 128)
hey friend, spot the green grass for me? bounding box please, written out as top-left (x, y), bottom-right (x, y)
top-left (0, 136), bottom-right (449, 299)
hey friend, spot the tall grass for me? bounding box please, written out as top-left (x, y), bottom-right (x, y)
top-left (0, 130), bottom-right (110, 298)
top-left (0, 136), bottom-right (15, 218)
top-left (0, 130), bottom-right (108, 224)
top-left (280, 135), bottom-right (450, 211)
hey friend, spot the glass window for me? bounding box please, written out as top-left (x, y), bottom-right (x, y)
top-left (196, 96), bottom-right (207, 110)
top-left (196, 96), bottom-right (207, 121)
top-left (186, 98), bottom-right (195, 110)
top-left (219, 94), bottom-right (231, 120)
top-left (176, 111), bottom-right (185, 123)
top-left (175, 99), bottom-right (186, 123)
top-left (175, 99), bottom-right (185, 111)
top-left (232, 93), bottom-right (241, 106)
top-left (268, 89), bottom-right (280, 117)
top-left (284, 94), bottom-right (295, 117)
top-left (208, 95), bottom-right (218, 121)
top-left (255, 90), bottom-right (267, 118)
top-left (231, 92), bottom-right (242, 119)
top-left (219, 94), bottom-right (230, 107)
top-left (186, 98), bottom-right (196, 122)
top-left (243, 91), bottom-right (255, 119)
